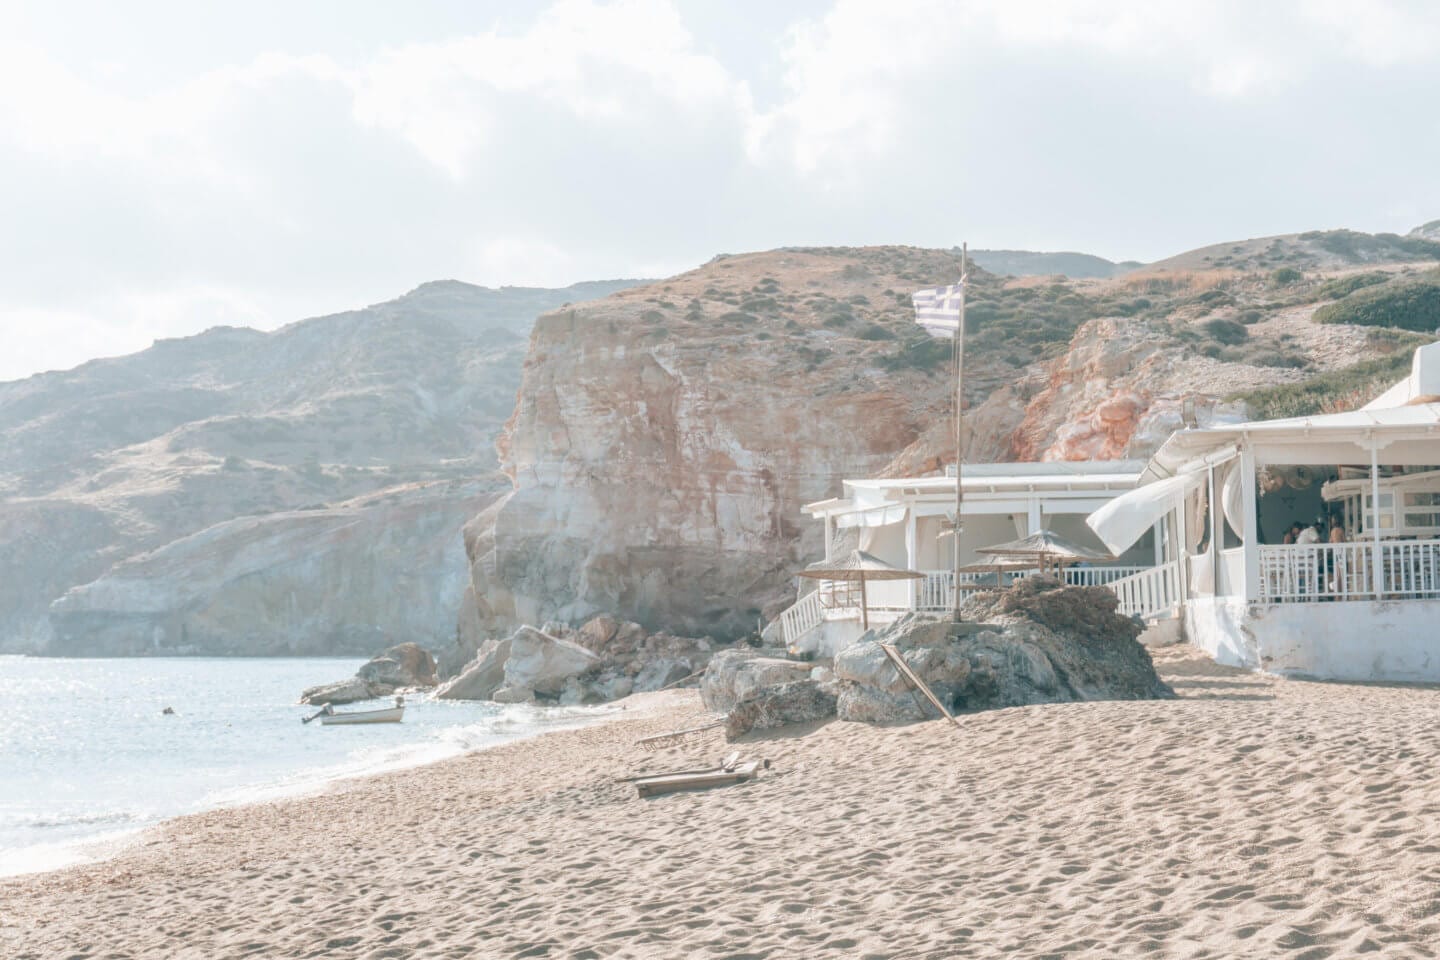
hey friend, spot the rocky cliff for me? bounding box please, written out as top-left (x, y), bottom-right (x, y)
top-left (465, 247), bottom-right (996, 641)
top-left (460, 234), bottom-right (1440, 648)
top-left (1, 279), bottom-right (642, 654)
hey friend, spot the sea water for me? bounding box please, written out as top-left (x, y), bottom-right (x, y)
top-left (0, 656), bottom-right (614, 877)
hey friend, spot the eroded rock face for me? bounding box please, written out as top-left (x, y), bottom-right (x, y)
top-left (725, 680), bottom-right (837, 739)
top-left (833, 583), bottom-right (1172, 722)
top-left (47, 484), bottom-right (489, 656)
top-left (468, 249), bottom-right (1001, 642)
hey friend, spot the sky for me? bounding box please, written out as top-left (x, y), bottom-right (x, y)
top-left (2, 0), bottom-right (1439, 382)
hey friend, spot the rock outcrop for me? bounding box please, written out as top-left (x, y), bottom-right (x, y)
top-left (433, 636), bottom-right (512, 701)
top-left (300, 642), bottom-right (439, 704)
top-left (466, 248), bottom-right (1013, 642)
top-left (494, 626), bottom-right (600, 702)
top-left (725, 680), bottom-right (837, 739)
top-left (833, 580), bottom-right (1172, 722)
top-left (700, 648), bottom-right (815, 713)
top-left (437, 615), bottom-right (716, 705)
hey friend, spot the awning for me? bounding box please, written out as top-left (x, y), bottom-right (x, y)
top-left (1086, 472), bottom-right (1205, 555)
top-left (835, 484), bottom-right (906, 528)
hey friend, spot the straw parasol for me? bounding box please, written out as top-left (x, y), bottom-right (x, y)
top-left (955, 557), bottom-right (1038, 588)
top-left (974, 529), bottom-right (1115, 578)
top-left (796, 550), bottom-right (923, 630)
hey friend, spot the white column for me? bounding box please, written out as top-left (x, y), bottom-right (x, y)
top-left (1240, 447), bottom-right (1260, 602)
top-left (1209, 465), bottom-right (1223, 593)
top-left (1153, 521), bottom-right (1165, 568)
top-left (824, 514), bottom-right (834, 561)
top-left (1371, 443), bottom-right (1383, 599)
top-left (1027, 499), bottom-right (1042, 536)
top-left (904, 508), bottom-right (918, 608)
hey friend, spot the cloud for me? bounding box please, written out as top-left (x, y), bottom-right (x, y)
top-left (350, 0), bottom-right (748, 180)
top-left (746, 0), bottom-right (1440, 185)
top-left (1, 0), bottom-right (1439, 381)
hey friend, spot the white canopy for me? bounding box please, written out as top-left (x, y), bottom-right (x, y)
top-left (1364, 340), bottom-right (1440, 410)
top-left (1087, 472), bottom-right (1205, 554)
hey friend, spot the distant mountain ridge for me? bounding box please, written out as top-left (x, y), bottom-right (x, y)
top-left (0, 277), bottom-right (646, 654)
top-left (969, 249), bottom-right (1141, 279)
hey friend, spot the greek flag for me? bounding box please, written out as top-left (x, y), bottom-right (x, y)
top-left (911, 283), bottom-right (964, 338)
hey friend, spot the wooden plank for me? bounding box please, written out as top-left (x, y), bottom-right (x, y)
top-left (634, 719), bottom-right (725, 751)
top-left (634, 761), bottom-right (761, 798)
top-left (879, 642), bottom-right (963, 730)
top-left (615, 751), bottom-right (746, 786)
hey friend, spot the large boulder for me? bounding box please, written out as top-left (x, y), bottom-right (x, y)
top-left (426, 615), bottom-right (715, 704)
top-left (725, 680), bottom-right (837, 739)
top-left (299, 641), bottom-right (439, 704)
top-left (502, 625), bottom-right (600, 699)
top-left (700, 648), bottom-right (815, 713)
top-left (299, 677), bottom-right (374, 706)
top-left (834, 581), bottom-right (1172, 723)
top-left (356, 642), bottom-right (438, 690)
top-left (432, 636), bottom-right (512, 700)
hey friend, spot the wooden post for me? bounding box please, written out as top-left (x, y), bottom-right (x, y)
top-left (880, 642), bottom-right (963, 730)
top-left (860, 574), bottom-right (869, 631)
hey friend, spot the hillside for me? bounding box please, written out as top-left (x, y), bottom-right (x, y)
top-left (1145, 229), bottom-right (1440, 273)
top-left (458, 233), bottom-right (1439, 651)
top-left (0, 278), bottom-right (644, 654)
top-left (10, 224), bottom-right (1440, 660)
top-left (969, 249), bottom-right (1140, 279)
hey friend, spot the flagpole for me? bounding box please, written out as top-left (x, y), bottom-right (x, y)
top-left (952, 243), bottom-right (967, 622)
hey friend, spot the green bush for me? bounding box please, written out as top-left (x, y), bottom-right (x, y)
top-left (1316, 272), bottom-right (1389, 301)
top-left (1271, 267), bottom-right (1304, 286)
top-left (1312, 278), bottom-right (1440, 331)
top-left (878, 337), bottom-right (952, 373)
top-left (1229, 354), bottom-right (1413, 419)
top-left (1204, 318), bottom-right (1249, 344)
top-left (857, 324), bottom-right (895, 341)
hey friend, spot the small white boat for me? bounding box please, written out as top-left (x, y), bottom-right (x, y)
top-left (316, 696), bottom-right (405, 726)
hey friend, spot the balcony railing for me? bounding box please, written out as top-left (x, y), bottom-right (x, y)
top-left (1258, 539), bottom-right (1440, 602)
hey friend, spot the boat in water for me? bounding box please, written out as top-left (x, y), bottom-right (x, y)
top-left (314, 696), bottom-right (405, 726)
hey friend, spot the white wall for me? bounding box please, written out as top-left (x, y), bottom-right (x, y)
top-left (1186, 597), bottom-right (1440, 682)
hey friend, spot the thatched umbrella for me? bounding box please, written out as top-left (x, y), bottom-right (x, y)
top-left (797, 550), bottom-right (923, 630)
top-left (955, 557), bottom-right (1038, 588)
top-left (975, 529), bottom-right (1115, 579)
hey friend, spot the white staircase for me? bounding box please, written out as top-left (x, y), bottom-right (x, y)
top-left (1106, 560), bottom-right (1182, 620)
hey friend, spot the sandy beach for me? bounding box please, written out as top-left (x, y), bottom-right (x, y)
top-left (7, 647), bottom-right (1440, 959)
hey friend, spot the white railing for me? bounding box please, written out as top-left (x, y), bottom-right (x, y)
top-left (1259, 542), bottom-right (1374, 602)
top-left (778, 589), bottom-right (824, 647)
top-left (1058, 565), bottom-right (1150, 588)
top-left (918, 570), bottom-right (955, 610)
top-left (1107, 561), bottom-right (1182, 619)
top-left (774, 562), bottom-right (1173, 642)
top-left (1380, 540), bottom-right (1440, 598)
top-left (1258, 540), bottom-right (1440, 602)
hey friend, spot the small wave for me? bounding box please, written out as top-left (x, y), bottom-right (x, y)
top-left (4, 810), bottom-right (143, 830)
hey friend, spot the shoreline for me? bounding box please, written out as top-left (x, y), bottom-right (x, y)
top-left (0, 692), bottom-right (637, 881)
top-left (10, 651), bottom-right (1440, 958)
